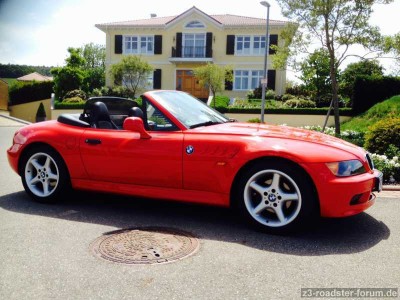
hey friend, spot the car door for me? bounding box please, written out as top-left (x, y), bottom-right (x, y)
top-left (80, 128), bottom-right (183, 189)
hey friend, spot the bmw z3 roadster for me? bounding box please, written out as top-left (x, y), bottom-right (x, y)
top-left (7, 90), bottom-right (383, 233)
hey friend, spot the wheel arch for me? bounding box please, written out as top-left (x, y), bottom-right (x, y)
top-left (230, 156), bottom-right (320, 213)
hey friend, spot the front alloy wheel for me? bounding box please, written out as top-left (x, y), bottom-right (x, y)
top-left (236, 161), bottom-right (317, 234)
top-left (25, 152), bottom-right (60, 198)
top-left (244, 170), bottom-right (302, 228)
top-left (21, 146), bottom-right (69, 203)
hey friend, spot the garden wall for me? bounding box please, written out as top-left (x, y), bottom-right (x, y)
top-left (10, 99), bottom-right (51, 123)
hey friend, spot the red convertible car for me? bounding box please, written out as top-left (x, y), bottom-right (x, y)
top-left (7, 91), bottom-right (382, 233)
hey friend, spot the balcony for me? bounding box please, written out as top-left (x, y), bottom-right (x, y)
top-left (169, 46), bottom-right (213, 63)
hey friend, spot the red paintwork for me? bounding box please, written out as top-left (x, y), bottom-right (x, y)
top-left (7, 91), bottom-right (379, 217)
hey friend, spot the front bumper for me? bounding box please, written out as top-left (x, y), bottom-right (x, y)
top-left (302, 163), bottom-right (382, 218)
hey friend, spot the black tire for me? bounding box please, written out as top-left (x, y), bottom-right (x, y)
top-left (20, 145), bottom-right (70, 203)
top-left (234, 160), bottom-right (318, 234)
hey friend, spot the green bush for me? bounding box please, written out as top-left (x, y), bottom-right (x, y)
top-left (370, 153), bottom-right (400, 183)
top-left (54, 100), bottom-right (85, 109)
top-left (364, 118), bottom-right (400, 155)
top-left (9, 81), bottom-right (54, 105)
top-left (281, 94), bottom-right (295, 101)
top-left (64, 89), bottom-right (87, 100)
top-left (210, 95), bottom-right (230, 109)
top-left (247, 87), bottom-right (275, 100)
top-left (92, 86), bottom-right (135, 99)
top-left (284, 99), bottom-right (316, 108)
top-left (62, 96), bottom-right (85, 104)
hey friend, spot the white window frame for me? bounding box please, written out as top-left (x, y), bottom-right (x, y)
top-left (233, 70), bottom-right (264, 90)
top-left (235, 36), bottom-right (251, 55)
top-left (235, 35), bottom-right (266, 56)
top-left (123, 35), bottom-right (154, 55)
top-left (182, 33), bottom-right (206, 58)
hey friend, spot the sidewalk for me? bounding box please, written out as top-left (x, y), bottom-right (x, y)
top-left (0, 111), bottom-right (31, 126)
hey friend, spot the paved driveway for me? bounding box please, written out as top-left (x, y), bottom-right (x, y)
top-left (0, 125), bottom-right (399, 300)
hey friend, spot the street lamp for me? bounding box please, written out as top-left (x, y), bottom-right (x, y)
top-left (260, 1), bottom-right (270, 123)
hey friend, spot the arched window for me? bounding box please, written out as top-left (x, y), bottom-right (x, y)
top-left (185, 20), bottom-right (205, 28)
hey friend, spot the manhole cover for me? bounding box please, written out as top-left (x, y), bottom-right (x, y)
top-left (90, 227), bottom-right (200, 265)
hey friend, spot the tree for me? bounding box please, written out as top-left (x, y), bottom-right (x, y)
top-left (300, 48), bottom-right (335, 101)
top-left (51, 48), bottom-right (87, 99)
top-left (382, 33), bottom-right (400, 74)
top-left (51, 44), bottom-right (106, 98)
top-left (51, 66), bottom-right (86, 99)
top-left (340, 60), bottom-right (384, 99)
top-left (193, 63), bottom-right (233, 105)
top-left (81, 43), bottom-right (105, 69)
top-left (109, 55), bottom-right (154, 99)
top-left (80, 44), bottom-right (105, 91)
top-left (275, 0), bottom-right (393, 135)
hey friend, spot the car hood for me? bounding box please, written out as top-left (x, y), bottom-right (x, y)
top-left (191, 122), bottom-right (365, 156)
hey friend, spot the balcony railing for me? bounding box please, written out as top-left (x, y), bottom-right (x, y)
top-left (171, 46), bottom-right (213, 60)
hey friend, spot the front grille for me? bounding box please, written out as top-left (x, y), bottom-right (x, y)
top-left (366, 153), bottom-right (374, 170)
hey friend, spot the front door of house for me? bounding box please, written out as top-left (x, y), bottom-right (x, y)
top-left (176, 70), bottom-right (209, 100)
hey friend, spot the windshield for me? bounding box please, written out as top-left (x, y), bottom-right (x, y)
top-left (150, 91), bottom-right (229, 128)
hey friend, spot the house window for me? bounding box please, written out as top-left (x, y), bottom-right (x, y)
top-left (253, 36), bottom-right (266, 55)
top-left (234, 70), bottom-right (250, 90)
top-left (185, 20), bottom-right (205, 28)
top-left (235, 35), bottom-right (267, 55)
top-left (235, 36), bottom-right (251, 55)
top-left (234, 70), bottom-right (264, 90)
top-left (183, 33), bottom-right (206, 58)
top-left (124, 35), bottom-right (154, 54)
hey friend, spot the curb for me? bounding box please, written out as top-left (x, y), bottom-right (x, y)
top-left (382, 185), bottom-right (400, 191)
top-left (0, 113), bottom-right (31, 125)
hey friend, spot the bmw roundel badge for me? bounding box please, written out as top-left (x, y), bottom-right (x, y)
top-left (186, 145), bottom-right (194, 155)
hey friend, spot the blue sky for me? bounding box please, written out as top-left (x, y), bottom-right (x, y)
top-left (0, 0), bottom-right (399, 76)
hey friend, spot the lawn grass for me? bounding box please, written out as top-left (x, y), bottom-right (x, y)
top-left (341, 95), bottom-right (400, 132)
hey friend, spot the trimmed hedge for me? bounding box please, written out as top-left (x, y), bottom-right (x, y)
top-left (54, 101), bottom-right (85, 109)
top-left (353, 76), bottom-right (400, 113)
top-left (9, 81), bottom-right (53, 105)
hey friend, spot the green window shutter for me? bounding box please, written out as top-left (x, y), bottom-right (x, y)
top-left (154, 35), bottom-right (162, 54)
top-left (176, 33), bottom-right (182, 57)
top-left (269, 34), bottom-right (278, 55)
top-left (226, 35), bottom-right (235, 55)
top-left (115, 35), bottom-right (123, 54)
top-left (268, 70), bottom-right (276, 90)
top-left (206, 32), bottom-right (213, 58)
top-left (153, 69), bottom-right (162, 89)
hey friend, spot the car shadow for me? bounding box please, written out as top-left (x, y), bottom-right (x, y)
top-left (0, 191), bottom-right (390, 256)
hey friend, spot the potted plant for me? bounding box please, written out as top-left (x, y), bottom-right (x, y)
top-left (35, 102), bottom-right (47, 122)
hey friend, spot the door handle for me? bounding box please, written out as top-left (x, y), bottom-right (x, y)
top-left (85, 139), bottom-right (101, 145)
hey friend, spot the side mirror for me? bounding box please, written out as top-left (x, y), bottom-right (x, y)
top-left (123, 117), bottom-right (151, 139)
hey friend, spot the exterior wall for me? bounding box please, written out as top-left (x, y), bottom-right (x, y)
top-left (102, 11), bottom-right (287, 98)
top-left (9, 99), bottom-right (51, 123)
top-left (0, 80), bottom-right (8, 110)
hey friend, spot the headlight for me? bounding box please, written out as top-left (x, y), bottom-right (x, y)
top-left (326, 160), bottom-right (366, 177)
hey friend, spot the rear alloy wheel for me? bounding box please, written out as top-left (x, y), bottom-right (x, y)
top-left (237, 161), bottom-right (317, 234)
top-left (21, 146), bottom-right (69, 203)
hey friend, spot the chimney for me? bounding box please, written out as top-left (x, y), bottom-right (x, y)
top-left (150, 13), bottom-right (157, 18)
